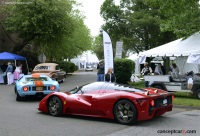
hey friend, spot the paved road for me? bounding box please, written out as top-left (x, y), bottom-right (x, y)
top-left (0, 71), bottom-right (199, 136)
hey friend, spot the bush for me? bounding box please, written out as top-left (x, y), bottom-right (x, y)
top-left (57, 61), bottom-right (78, 73)
top-left (114, 59), bottom-right (135, 84)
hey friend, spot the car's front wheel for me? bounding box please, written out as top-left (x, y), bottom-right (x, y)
top-left (153, 85), bottom-right (163, 90)
top-left (195, 89), bottom-right (200, 99)
top-left (48, 96), bottom-right (63, 116)
top-left (114, 99), bottom-right (137, 125)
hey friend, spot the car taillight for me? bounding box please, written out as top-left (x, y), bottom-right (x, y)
top-left (172, 95), bottom-right (175, 101)
top-left (50, 86), bottom-right (56, 91)
top-left (23, 86), bottom-right (29, 92)
top-left (150, 100), bottom-right (155, 106)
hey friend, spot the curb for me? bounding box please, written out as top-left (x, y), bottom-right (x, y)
top-left (174, 105), bottom-right (200, 110)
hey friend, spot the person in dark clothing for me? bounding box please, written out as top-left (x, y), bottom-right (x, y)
top-left (1, 63), bottom-right (7, 72)
top-left (105, 67), bottom-right (116, 82)
top-left (1, 63), bottom-right (8, 84)
top-left (97, 62), bottom-right (104, 81)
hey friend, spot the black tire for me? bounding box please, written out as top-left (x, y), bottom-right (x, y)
top-left (114, 99), bottom-right (137, 125)
top-left (48, 96), bottom-right (63, 116)
top-left (16, 91), bottom-right (23, 101)
top-left (61, 79), bottom-right (64, 83)
top-left (153, 85), bottom-right (163, 90)
top-left (14, 86), bottom-right (17, 94)
top-left (195, 90), bottom-right (200, 99)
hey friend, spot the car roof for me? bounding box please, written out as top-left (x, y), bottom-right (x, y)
top-left (23, 74), bottom-right (49, 78)
top-left (35, 63), bottom-right (58, 66)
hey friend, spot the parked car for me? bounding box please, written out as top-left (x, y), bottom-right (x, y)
top-left (15, 74), bottom-right (59, 101)
top-left (32, 63), bottom-right (66, 83)
top-left (85, 66), bottom-right (93, 71)
top-left (38, 82), bottom-right (174, 125)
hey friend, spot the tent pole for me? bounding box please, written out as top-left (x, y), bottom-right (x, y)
top-left (25, 59), bottom-right (29, 74)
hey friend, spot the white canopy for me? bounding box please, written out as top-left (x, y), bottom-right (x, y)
top-left (139, 33), bottom-right (200, 57)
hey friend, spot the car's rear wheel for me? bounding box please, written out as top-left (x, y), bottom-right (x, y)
top-left (48, 96), bottom-right (63, 116)
top-left (16, 92), bottom-right (23, 101)
top-left (114, 99), bottom-right (137, 125)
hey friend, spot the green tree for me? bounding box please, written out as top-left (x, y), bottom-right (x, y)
top-left (151, 0), bottom-right (200, 38)
top-left (1, 0), bottom-right (92, 61)
top-left (40, 14), bottom-right (92, 61)
top-left (92, 35), bottom-right (104, 60)
top-left (1, 0), bottom-right (76, 52)
top-left (100, 0), bottom-right (177, 54)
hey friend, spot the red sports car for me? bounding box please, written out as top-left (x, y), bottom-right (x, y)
top-left (38, 82), bottom-right (174, 125)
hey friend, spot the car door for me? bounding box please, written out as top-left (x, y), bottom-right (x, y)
top-left (66, 82), bottom-right (104, 116)
top-left (55, 65), bottom-right (65, 81)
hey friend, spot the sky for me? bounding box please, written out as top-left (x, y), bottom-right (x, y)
top-left (76, 0), bottom-right (104, 36)
top-left (74, 0), bottom-right (120, 62)
top-left (76, 0), bottom-right (120, 36)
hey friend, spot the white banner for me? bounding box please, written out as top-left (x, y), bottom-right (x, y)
top-left (138, 55), bottom-right (146, 64)
top-left (103, 30), bottom-right (114, 74)
top-left (115, 41), bottom-right (123, 58)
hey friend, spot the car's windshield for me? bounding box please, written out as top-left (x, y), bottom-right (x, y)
top-left (35, 66), bottom-right (51, 70)
top-left (26, 77), bottom-right (48, 81)
top-left (69, 82), bottom-right (104, 94)
top-left (106, 83), bottom-right (146, 92)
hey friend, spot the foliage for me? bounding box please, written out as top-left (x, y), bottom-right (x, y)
top-left (99, 0), bottom-right (200, 55)
top-left (114, 58), bottom-right (134, 84)
top-left (91, 35), bottom-right (104, 60)
top-left (148, 0), bottom-right (200, 38)
top-left (100, 0), bottom-right (176, 55)
top-left (1, 0), bottom-right (75, 46)
top-left (0, 0), bottom-right (92, 60)
top-left (59, 15), bottom-right (92, 60)
top-left (56, 61), bottom-right (78, 73)
top-left (17, 50), bottom-right (40, 74)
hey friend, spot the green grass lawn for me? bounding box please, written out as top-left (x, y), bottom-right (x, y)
top-left (129, 81), bottom-right (200, 107)
top-left (173, 92), bottom-right (200, 107)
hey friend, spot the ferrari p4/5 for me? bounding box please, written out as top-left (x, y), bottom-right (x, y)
top-left (38, 82), bottom-right (174, 125)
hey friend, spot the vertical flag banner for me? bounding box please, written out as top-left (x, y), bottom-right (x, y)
top-left (103, 30), bottom-right (114, 74)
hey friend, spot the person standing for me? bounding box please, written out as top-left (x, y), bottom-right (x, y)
top-left (14, 63), bottom-right (22, 80)
top-left (154, 63), bottom-right (163, 75)
top-left (97, 62), bottom-right (104, 81)
top-left (171, 63), bottom-right (179, 78)
top-left (141, 62), bottom-right (152, 87)
top-left (105, 67), bottom-right (116, 82)
top-left (5, 62), bottom-right (13, 85)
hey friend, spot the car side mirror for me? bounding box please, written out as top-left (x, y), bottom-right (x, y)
top-left (80, 89), bottom-right (84, 94)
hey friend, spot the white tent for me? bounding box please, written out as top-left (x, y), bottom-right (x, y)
top-left (139, 33), bottom-right (200, 57)
top-left (139, 33), bottom-right (200, 74)
top-left (127, 53), bottom-right (140, 75)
